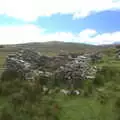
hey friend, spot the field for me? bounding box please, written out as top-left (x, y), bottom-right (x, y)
top-left (58, 96), bottom-right (115, 120)
top-left (0, 52), bottom-right (8, 75)
top-left (0, 44), bottom-right (120, 120)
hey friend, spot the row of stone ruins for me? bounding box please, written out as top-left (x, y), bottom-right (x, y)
top-left (1, 49), bottom-right (101, 89)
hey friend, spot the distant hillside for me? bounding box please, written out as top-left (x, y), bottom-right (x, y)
top-left (0, 41), bottom-right (117, 56)
top-left (113, 41), bottom-right (120, 45)
top-left (12, 41), bottom-right (100, 54)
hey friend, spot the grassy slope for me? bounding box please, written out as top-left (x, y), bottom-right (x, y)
top-left (58, 47), bottom-right (120, 120)
top-left (58, 96), bottom-right (115, 120)
top-left (0, 42), bottom-right (119, 120)
top-left (0, 41), bottom-right (99, 70)
top-left (12, 41), bottom-right (101, 55)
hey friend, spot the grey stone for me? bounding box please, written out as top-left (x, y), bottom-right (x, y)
top-left (54, 55), bottom-right (97, 89)
top-left (1, 49), bottom-right (52, 81)
top-left (1, 49), bottom-right (97, 89)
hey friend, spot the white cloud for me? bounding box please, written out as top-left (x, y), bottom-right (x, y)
top-left (0, 24), bottom-right (45, 44)
top-left (87, 32), bottom-right (120, 45)
top-left (0, 25), bottom-right (75, 44)
top-left (0, 0), bottom-right (120, 21)
top-left (74, 29), bottom-right (120, 45)
top-left (78, 29), bottom-right (97, 38)
top-left (0, 25), bottom-right (119, 45)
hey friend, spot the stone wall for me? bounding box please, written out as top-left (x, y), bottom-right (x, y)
top-left (1, 49), bottom-right (97, 89)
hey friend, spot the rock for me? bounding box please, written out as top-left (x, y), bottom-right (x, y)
top-left (74, 90), bottom-right (80, 95)
top-left (60, 89), bottom-right (81, 96)
top-left (1, 49), bottom-right (97, 89)
top-left (60, 89), bottom-right (70, 95)
top-left (1, 49), bottom-right (52, 81)
top-left (54, 55), bottom-right (97, 89)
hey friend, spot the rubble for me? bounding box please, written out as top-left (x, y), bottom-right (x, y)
top-left (1, 49), bottom-right (52, 81)
top-left (54, 55), bottom-right (97, 89)
top-left (1, 49), bottom-right (97, 89)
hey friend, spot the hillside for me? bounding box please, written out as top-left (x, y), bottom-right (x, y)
top-left (0, 42), bottom-right (120, 120)
top-left (15, 41), bottom-right (98, 53)
top-left (0, 41), bottom-right (107, 55)
top-left (0, 41), bottom-right (116, 69)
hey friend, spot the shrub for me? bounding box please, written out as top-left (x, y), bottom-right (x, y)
top-left (113, 97), bottom-right (120, 120)
top-left (94, 65), bottom-right (120, 86)
top-left (0, 107), bottom-right (13, 120)
top-left (97, 91), bottom-right (110, 105)
top-left (0, 80), bottom-right (61, 120)
top-left (103, 48), bottom-right (116, 57)
top-left (0, 45), bottom-right (4, 48)
top-left (0, 70), bottom-right (19, 81)
top-left (9, 92), bottom-right (26, 111)
top-left (0, 72), bottom-right (61, 120)
top-left (93, 73), bottom-right (105, 86)
top-left (115, 97), bottom-right (120, 109)
top-left (83, 80), bottom-right (94, 97)
top-left (0, 79), bottom-right (24, 96)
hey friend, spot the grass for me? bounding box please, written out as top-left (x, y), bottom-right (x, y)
top-left (0, 51), bottom-right (9, 76)
top-left (57, 47), bottom-right (120, 120)
top-left (0, 97), bottom-right (8, 105)
top-left (0, 46), bottom-right (120, 120)
top-left (0, 51), bottom-right (13, 66)
top-left (0, 93), bottom-right (117, 120)
top-left (56, 95), bottom-right (115, 120)
top-left (0, 53), bottom-right (7, 76)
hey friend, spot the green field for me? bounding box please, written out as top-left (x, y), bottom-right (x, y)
top-left (58, 96), bottom-right (115, 120)
top-left (0, 44), bottom-right (120, 120)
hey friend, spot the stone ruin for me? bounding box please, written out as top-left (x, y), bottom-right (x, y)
top-left (54, 55), bottom-right (96, 88)
top-left (1, 49), bottom-right (97, 89)
top-left (1, 49), bottom-right (52, 81)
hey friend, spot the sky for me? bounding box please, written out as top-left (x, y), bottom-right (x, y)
top-left (0, 0), bottom-right (120, 45)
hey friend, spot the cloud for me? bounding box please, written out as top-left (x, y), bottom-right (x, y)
top-left (87, 32), bottom-right (120, 45)
top-left (0, 24), bottom-right (75, 44)
top-left (79, 29), bottom-right (97, 38)
top-left (0, 0), bottom-right (120, 21)
top-left (75, 29), bottom-right (120, 45)
top-left (0, 25), bottom-right (119, 45)
top-left (0, 24), bottom-right (45, 44)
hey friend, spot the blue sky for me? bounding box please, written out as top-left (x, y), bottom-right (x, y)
top-left (0, 0), bottom-right (120, 45)
top-left (34, 11), bottom-right (120, 34)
